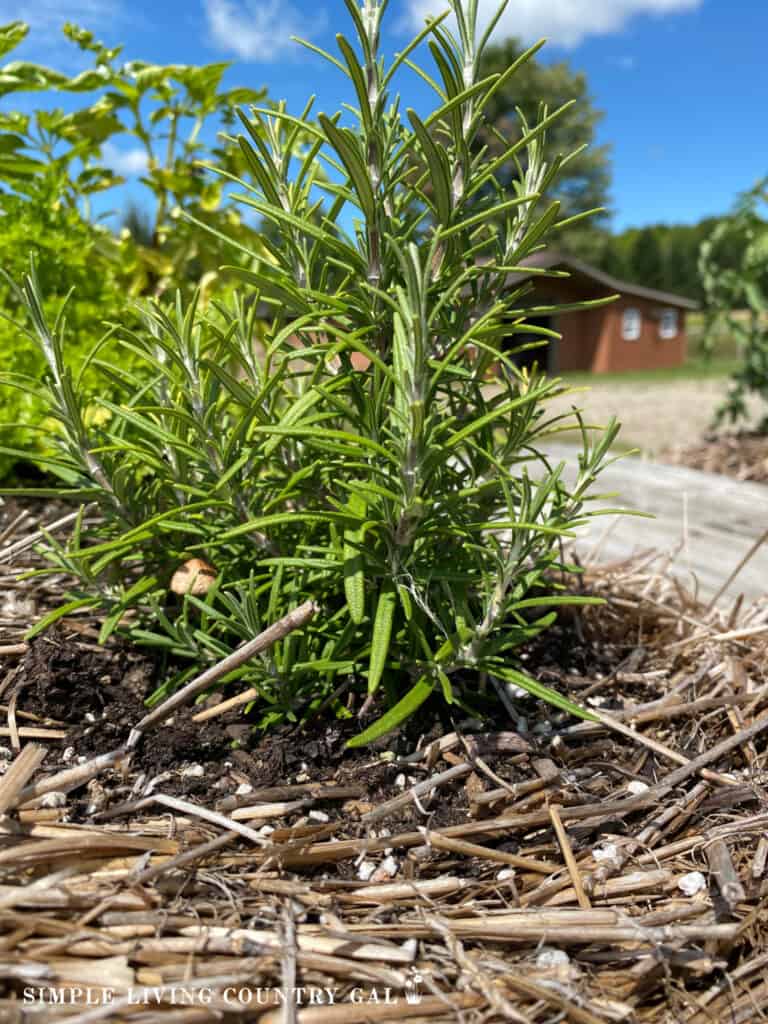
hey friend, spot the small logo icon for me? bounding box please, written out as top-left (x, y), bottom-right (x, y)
top-left (404, 973), bottom-right (423, 1005)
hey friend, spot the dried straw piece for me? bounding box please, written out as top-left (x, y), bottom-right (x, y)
top-left (398, 729), bottom-right (529, 764)
top-left (422, 830), bottom-right (560, 874)
top-left (590, 707), bottom-right (690, 766)
top-left (549, 804), bottom-right (591, 910)
top-left (0, 884), bottom-right (149, 912)
top-left (546, 868), bottom-right (676, 908)
top-left (0, 726), bottom-right (66, 740)
top-left (217, 783), bottom-right (362, 813)
top-left (280, 903), bottom-right (298, 1024)
top-left (0, 643), bottom-right (28, 656)
top-left (751, 835), bottom-right (768, 879)
top-left (192, 685), bottom-right (258, 722)
top-left (337, 877), bottom-right (469, 905)
top-left (471, 771), bottom-right (557, 809)
top-left (231, 798), bottom-right (311, 821)
top-left (501, 973), bottom-right (607, 1024)
top-left (157, 927), bottom-right (418, 964)
top-left (135, 953), bottom-right (407, 987)
top-left (16, 746), bottom-right (130, 809)
top-left (97, 792), bottom-right (269, 847)
top-left (0, 507), bottom-right (88, 564)
top-left (0, 508), bottom-right (32, 548)
top-left (0, 742), bottom-right (46, 813)
top-left (359, 763), bottom-right (472, 826)
top-left (0, 830), bottom-right (178, 867)
top-left (706, 839), bottom-right (746, 911)
top-left (128, 599), bottom-right (317, 746)
top-left (340, 913), bottom-right (740, 946)
top-left (707, 525), bottom-right (768, 611)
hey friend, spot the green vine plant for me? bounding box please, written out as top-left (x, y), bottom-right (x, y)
top-left (3, 0), bottom-right (623, 745)
top-left (699, 176), bottom-right (768, 431)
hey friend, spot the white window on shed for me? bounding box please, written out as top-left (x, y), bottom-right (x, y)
top-left (659, 308), bottom-right (678, 339)
top-left (622, 307), bottom-right (642, 341)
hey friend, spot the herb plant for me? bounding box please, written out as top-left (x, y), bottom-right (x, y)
top-left (699, 176), bottom-right (768, 431)
top-left (5, 0), bottom-right (619, 744)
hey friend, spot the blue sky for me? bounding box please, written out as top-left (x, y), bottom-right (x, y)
top-left (4, 0), bottom-right (766, 231)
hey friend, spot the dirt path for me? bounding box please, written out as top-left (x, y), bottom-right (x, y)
top-left (549, 376), bottom-right (763, 455)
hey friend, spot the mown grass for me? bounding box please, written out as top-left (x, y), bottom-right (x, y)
top-left (562, 356), bottom-right (739, 386)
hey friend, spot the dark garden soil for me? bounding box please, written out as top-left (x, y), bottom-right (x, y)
top-left (664, 431), bottom-right (768, 483)
top-left (2, 498), bottom-right (768, 1022)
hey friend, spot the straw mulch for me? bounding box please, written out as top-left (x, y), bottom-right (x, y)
top-left (1, 505), bottom-right (768, 1023)
top-left (665, 432), bottom-right (768, 483)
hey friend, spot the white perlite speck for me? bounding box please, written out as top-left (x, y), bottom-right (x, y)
top-left (592, 842), bottom-right (619, 863)
top-left (678, 871), bottom-right (707, 896)
top-left (536, 948), bottom-right (570, 969)
top-left (626, 780), bottom-right (649, 795)
top-left (40, 791), bottom-right (67, 808)
top-left (371, 855), bottom-right (399, 881)
top-left (181, 764), bottom-right (205, 778)
top-left (357, 860), bottom-right (377, 882)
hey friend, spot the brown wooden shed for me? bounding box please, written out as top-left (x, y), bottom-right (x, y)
top-left (506, 252), bottom-right (698, 375)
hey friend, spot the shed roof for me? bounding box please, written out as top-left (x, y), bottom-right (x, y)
top-left (507, 251), bottom-right (699, 310)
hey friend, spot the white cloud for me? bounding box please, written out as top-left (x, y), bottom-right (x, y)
top-left (203, 0), bottom-right (324, 62)
top-left (0, 0), bottom-right (128, 68)
top-left (405, 0), bottom-right (701, 49)
top-left (102, 142), bottom-right (148, 176)
top-left (0, 0), bottom-right (122, 34)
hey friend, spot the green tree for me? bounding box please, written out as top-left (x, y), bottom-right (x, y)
top-left (596, 233), bottom-right (627, 280)
top-left (700, 177), bottom-right (768, 429)
top-left (663, 229), bottom-right (699, 299)
top-left (593, 219), bottom-right (729, 302)
top-left (477, 37), bottom-right (611, 249)
top-left (628, 227), bottom-right (665, 290)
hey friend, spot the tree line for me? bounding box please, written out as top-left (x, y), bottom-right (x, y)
top-left (587, 222), bottom-right (735, 302)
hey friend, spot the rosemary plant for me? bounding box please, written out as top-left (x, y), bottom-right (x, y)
top-left (3, 0), bottom-right (620, 743)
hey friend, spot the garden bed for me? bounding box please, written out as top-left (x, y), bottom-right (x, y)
top-left (663, 432), bottom-right (768, 484)
top-left (1, 503), bottom-right (768, 1022)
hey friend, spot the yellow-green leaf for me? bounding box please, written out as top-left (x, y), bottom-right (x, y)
top-left (368, 579), bottom-right (396, 694)
top-left (343, 494), bottom-right (366, 624)
top-left (347, 677), bottom-right (434, 748)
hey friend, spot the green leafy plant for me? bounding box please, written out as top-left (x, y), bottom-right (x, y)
top-left (55, 22), bottom-right (270, 298)
top-left (0, 20), bottom-right (269, 478)
top-left (5, 0), bottom-right (621, 744)
top-left (699, 176), bottom-right (768, 430)
top-left (0, 20), bottom-right (269, 293)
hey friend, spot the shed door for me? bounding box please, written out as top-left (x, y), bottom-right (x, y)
top-left (505, 315), bottom-right (556, 374)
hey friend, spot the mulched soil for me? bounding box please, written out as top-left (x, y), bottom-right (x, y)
top-left (664, 431), bottom-right (768, 483)
top-left (1, 500), bottom-right (768, 1022)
